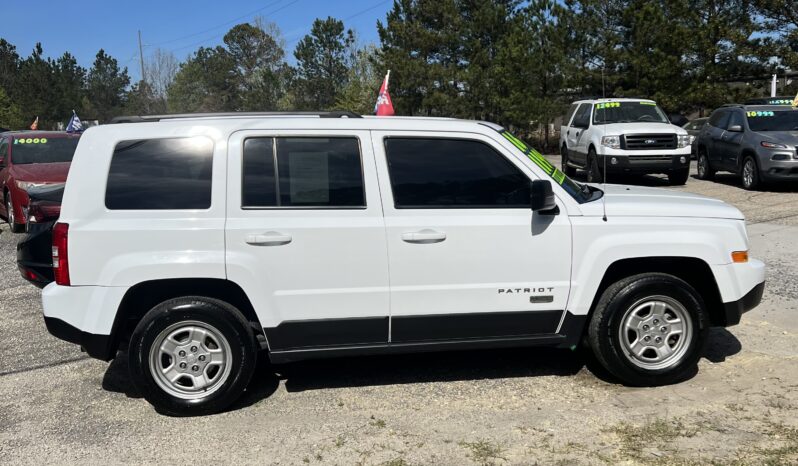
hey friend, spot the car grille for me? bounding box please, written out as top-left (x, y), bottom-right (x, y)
top-left (628, 155), bottom-right (673, 164)
top-left (623, 134), bottom-right (677, 150)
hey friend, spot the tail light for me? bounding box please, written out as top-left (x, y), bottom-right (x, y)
top-left (52, 222), bottom-right (70, 286)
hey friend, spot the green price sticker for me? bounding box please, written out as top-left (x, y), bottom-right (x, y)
top-left (13, 137), bottom-right (48, 144)
top-left (501, 131), bottom-right (566, 186)
top-left (595, 102), bottom-right (620, 109)
top-left (747, 111), bottom-right (775, 117)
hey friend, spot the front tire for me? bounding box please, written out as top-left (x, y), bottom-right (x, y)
top-left (741, 155), bottom-right (761, 191)
top-left (128, 296), bottom-right (258, 416)
top-left (668, 167), bottom-right (690, 185)
top-left (5, 193), bottom-right (23, 233)
top-left (587, 148), bottom-right (603, 183)
top-left (588, 273), bottom-right (708, 386)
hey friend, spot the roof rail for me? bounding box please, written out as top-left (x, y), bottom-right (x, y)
top-left (109, 110), bottom-right (362, 124)
top-left (721, 104), bottom-right (744, 107)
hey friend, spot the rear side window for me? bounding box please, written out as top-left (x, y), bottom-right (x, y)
top-left (242, 137), bottom-right (365, 208)
top-left (384, 138), bottom-right (530, 209)
top-left (106, 137), bottom-right (214, 210)
top-left (708, 110), bottom-right (730, 129)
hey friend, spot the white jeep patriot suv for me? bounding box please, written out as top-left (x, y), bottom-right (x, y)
top-left (43, 112), bottom-right (764, 415)
top-left (559, 98), bottom-right (694, 185)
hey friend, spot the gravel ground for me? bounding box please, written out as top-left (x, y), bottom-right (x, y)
top-left (1, 160), bottom-right (797, 465)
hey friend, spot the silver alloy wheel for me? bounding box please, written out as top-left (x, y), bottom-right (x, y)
top-left (618, 295), bottom-right (693, 370)
top-left (149, 320), bottom-right (233, 400)
top-left (697, 155), bottom-right (707, 177)
top-left (742, 159), bottom-right (755, 188)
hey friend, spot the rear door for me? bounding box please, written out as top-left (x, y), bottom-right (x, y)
top-left (225, 130), bottom-right (390, 352)
top-left (372, 132), bottom-right (572, 344)
top-left (719, 110), bottom-right (745, 171)
top-left (706, 110), bottom-right (730, 166)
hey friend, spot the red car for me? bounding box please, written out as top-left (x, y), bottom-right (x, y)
top-left (0, 131), bottom-right (80, 232)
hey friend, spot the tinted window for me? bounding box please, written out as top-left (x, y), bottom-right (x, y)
top-left (746, 110), bottom-right (798, 131)
top-left (242, 138), bottom-right (276, 207)
top-left (708, 110), bottom-right (730, 129)
top-left (564, 104), bottom-right (579, 126)
top-left (727, 111), bottom-right (744, 129)
top-left (242, 137), bottom-right (364, 208)
top-left (385, 138), bottom-right (530, 208)
top-left (106, 137), bottom-right (214, 210)
top-left (10, 136), bottom-right (79, 164)
top-left (0, 139), bottom-right (7, 164)
top-left (572, 104), bottom-right (591, 128)
top-left (592, 101), bottom-right (669, 125)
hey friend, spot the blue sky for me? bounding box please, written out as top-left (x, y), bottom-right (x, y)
top-left (0, 0), bottom-right (393, 81)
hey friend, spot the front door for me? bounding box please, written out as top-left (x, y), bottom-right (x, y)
top-left (225, 131), bottom-right (390, 351)
top-left (718, 111), bottom-right (745, 171)
top-left (372, 132), bottom-right (572, 343)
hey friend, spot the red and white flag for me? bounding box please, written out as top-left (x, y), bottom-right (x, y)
top-left (375, 70), bottom-right (395, 116)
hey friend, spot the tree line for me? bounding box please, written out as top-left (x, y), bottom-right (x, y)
top-left (0, 0), bottom-right (796, 148)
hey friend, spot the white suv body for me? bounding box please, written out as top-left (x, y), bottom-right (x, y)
top-left (559, 98), bottom-right (693, 185)
top-left (42, 113), bottom-right (764, 415)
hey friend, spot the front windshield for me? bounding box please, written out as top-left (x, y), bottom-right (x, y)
top-left (746, 110), bottom-right (798, 131)
top-left (592, 101), bottom-right (669, 125)
top-left (498, 130), bottom-right (600, 204)
top-left (11, 136), bottom-right (79, 164)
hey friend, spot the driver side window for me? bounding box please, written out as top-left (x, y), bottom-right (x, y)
top-left (0, 139), bottom-right (7, 168)
top-left (571, 104), bottom-right (591, 128)
top-left (727, 111), bottom-right (744, 130)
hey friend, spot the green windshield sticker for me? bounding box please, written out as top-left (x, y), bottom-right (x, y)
top-left (14, 138), bottom-right (48, 144)
top-left (501, 131), bottom-right (566, 185)
top-left (747, 111), bottom-right (775, 117)
top-left (595, 102), bottom-right (620, 109)
top-left (768, 99), bottom-right (792, 105)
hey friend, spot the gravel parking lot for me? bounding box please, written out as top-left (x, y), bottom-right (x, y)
top-left (1, 159), bottom-right (797, 465)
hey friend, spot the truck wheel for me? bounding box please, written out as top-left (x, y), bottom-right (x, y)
top-left (696, 151), bottom-right (714, 180)
top-left (128, 296), bottom-right (258, 416)
top-left (668, 167), bottom-right (690, 185)
top-left (741, 156), bottom-right (760, 191)
top-left (587, 148), bottom-right (603, 183)
top-left (587, 273), bottom-right (708, 387)
top-left (561, 145), bottom-right (576, 177)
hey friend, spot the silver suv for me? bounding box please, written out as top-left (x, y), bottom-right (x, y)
top-left (696, 105), bottom-right (798, 190)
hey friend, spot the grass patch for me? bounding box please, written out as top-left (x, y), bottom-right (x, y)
top-left (459, 439), bottom-right (507, 466)
top-left (608, 418), bottom-right (698, 460)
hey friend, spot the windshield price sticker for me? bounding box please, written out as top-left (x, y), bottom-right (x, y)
top-left (14, 138), bottom-right (48, 144)
top-left (747, 111), bottom-right (775, 117)
top-left (768, 99), bottom-right (791, 105)
top-left (501, 131), bottom-right (566, 185)
top-left (595, 102), bottom-right (620, 109)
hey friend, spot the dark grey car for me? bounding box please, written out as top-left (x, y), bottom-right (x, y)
top-left (683, 118), bottom-right (708, 158)
top-left (695, 105), bottom-right (798, 190)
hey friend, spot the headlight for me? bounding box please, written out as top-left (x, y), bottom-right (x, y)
top-left (761, 141), bottom-right (788, 149)
top-left (677, 134), bottom-right (694, 148)
top-left (601, 135), bottom-right (621, 149)
top-left (14, 181), bottom-right (63, 191)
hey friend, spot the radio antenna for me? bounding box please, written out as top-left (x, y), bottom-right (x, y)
top-left (600, 93), bottom-right (608, 222)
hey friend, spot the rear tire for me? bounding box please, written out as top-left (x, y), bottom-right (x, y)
top-left (561, 145), bottom-right (576, 177)
top-left (128, 296), bottom-right (258, 416)
top-left (696, 151), bottom-right (714, 180)
top-left (588, 273), bottom-right (708, 386)
top-left (668, 167), bottom-right (690, 185)
top-left (741, 155), bottom-right (761, 191)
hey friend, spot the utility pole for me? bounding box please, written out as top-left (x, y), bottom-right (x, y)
top-left (138, 30), bottom-right (146, 84)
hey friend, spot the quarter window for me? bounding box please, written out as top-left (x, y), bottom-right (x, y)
top-left (106, 137), bottom-right (214, 210)
top-left (384, 138), bottom-right (530, 209)
top-left (242, 137), bottom-right (365, 208)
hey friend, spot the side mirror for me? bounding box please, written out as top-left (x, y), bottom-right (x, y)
top-left (531, 180), bottom-right (557, 213)
top-left (727, 125), bottom-right (743, 132)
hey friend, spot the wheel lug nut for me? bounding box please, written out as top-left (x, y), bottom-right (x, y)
top-left (661, 327), bottom-right (668, 333)
top-left (643, 325), bottom-right (649, 331)
top-left (191, 365), bottom-right (199, 372)
top-left (655, 337), bottom-right (662, 343)
top-left (653, 319), bottom-right (659, 325)
top-left (178, 350), bottom-right (186, 357)
top-left (190, 346), bottom-right (198, 353)
top-left (198, 355), bottom-right (206, 361)
top-left (644, 336), bottom-right (651, 342)
top-left (179, 362), bottom-right (187, 369)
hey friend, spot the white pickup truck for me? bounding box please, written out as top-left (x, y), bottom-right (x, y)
top-left (559, 98), bottom-right (694, 184)
top-left (41, 112), bottom-right (764, 415)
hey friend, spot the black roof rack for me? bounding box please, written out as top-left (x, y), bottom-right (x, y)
top-left (110, 111), bottom-right (362, 124)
